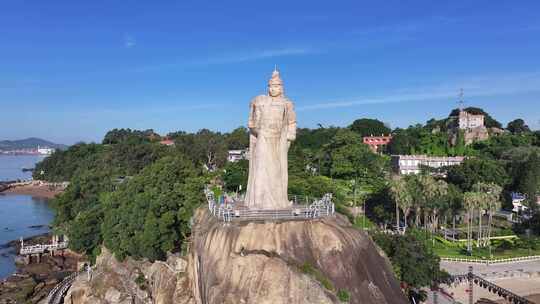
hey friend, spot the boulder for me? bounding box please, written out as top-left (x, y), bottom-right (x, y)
top-left (188, 208), bottom-right (407, 304)
top-left (65, 208), bottom-right (407, 304)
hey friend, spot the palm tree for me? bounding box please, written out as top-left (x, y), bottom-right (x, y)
top-left (476, 195), bottom-right (487, 247)
top-left (431, 180), bottom-right (449, 232)
top-left (463, 192), bottom-right (481, 255)
top-left (472, 182), bottom-right (502, 248)
top-left (406, 175), bottom-right (423, 228)
top-left (417, 175), bottom-right (447, 233)
top-left (390, 178), bottom-right (413, 233)
top-left (486, 184), bottom-right (502, 250)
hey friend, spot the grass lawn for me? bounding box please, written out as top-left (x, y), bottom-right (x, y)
top-left (431, 236), bottom-right (540, 260)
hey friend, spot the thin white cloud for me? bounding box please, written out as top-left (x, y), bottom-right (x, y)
top-left (201, 48), bottom-right (311, 65)
top-left (133, 47), bottom-right (314, 72)
top-left (349, 16), bottom-right (458, 42)
top-left (124, 34), bottom-right (136, 48)
top-left (297, 72), bottom-right (540, 111)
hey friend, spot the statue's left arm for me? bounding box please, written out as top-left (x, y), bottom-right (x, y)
top-left (286, 101), bottom-right (296, 142)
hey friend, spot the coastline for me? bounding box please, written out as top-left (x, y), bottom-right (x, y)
top-left (0, 233), bottom-right (82, 303)
top-left (1, 183), bottom-right (64, 199)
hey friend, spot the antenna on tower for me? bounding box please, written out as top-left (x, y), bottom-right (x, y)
top-left (458, 88), bottom-right (465, 110)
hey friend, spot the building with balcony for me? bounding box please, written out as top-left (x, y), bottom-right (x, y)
top-left (391, 155), bottom-right (465, 175)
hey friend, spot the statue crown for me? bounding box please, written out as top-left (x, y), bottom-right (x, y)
top-left (268, 69), bottom-right (283, 86)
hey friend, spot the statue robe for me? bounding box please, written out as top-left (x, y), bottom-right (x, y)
top-left (245, 95), bottom-right (296, 209)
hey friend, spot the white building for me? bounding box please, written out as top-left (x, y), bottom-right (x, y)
top-left (511, 192), bottom-right (540, 214)
top-left (227, 150), bottom-right (249, 162)
top-left (37, 147), bottom-right (55, 155)
top-left (391, 155), bottom-right (465, 175)
top-left (458, 110), bottom-right (485, 130)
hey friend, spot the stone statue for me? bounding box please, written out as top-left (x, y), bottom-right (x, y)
top-left (245, 69), bottom-right (296, 209)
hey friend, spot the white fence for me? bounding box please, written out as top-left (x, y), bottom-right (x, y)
top-left (46, 271), bottom-right (79, 304)
top-left (441, 255), bottom-right (540, 265)
top-left (20, 237), bottom-right (68, 255)
top-left (206, 189), bottom-right (335, 222)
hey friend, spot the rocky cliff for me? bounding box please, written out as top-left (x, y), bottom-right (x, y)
top-left (65, 208), bottom-right (407, 304)
top-left (63, 248), bottom-right (193, 304)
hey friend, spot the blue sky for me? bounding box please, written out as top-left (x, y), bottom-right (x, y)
top-left (1, 1), bottom-right (539, 144)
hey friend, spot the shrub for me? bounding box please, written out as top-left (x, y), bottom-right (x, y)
top-left (300, 262), bottom-right (335, 291)
top-left (135, 272), bottom-right (147, 290)
top-left (337, 289), bottom-right (351, 302)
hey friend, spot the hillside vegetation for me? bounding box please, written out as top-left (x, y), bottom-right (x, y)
top-left (35, 111), bottom-right (540, 301)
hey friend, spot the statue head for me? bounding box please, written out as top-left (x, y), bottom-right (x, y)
top-left (268, 69), bottom-right (284, 98)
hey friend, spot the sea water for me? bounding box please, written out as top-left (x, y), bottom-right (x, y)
top-left (0, 155), bottom-right (54, 279)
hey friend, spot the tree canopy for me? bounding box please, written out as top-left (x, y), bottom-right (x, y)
top-left (102, 155), bottom-right (204, 261)
top-left (506, 119), bottom-right (531, 134)
top-left (348, 118), bottom-right (391, 137)
top-left (102, 128), bottom-right (159, 144)
top-left (446, 158), bottom-right (509, 192)
top-left (372, 230), bottom-right (449, 301)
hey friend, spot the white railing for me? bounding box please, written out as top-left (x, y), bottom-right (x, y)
top-left (441, 255), bottom-right (540, 264)
top-left (46, 271), bottom-right (80, 304)
top-left (206, 189), bottom-right (335, 222)
top-left (20, 241), bottom-right (68, 255)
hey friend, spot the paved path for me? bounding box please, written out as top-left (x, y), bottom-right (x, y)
top-left (430, 260), bottom-right (540, 304)
top-left (441, 260), bottom-right (540, 278)
top-left (444, 277), bottom-right (540, 304)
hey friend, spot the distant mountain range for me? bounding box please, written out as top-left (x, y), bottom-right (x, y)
top-left (0, 138), bottom-right (68, 151)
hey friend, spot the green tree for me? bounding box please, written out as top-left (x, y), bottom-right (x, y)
top-left (225, 127), bottom-right (249, 150)
top-left (446, 158), bottom-right (509, 191)
top-left (372, 230), bottom-right (448, 302)
top-left (324, 129), bottom-right (389, 203)
top-left (389, 178), bottom-right (413, 231)
top-left (67, 207), bottom-right (103, 255)
top-left (427, 179), bottom-right (449, 232)
top-left (516, 152), bottom-right (540, 212)
top-left (102, 128), bottom-right (158, 144)
top-left (387, 129), bottom-right (420, 155)
top-left (472, 133), bottom-right (534, 159)
top-left (170, 129), bottom-right (228, 169)
top-left (348, 118), bottom-right (391, 137)
top-left (101, 155), bottom-right (204, 261)
top-left (463, 192), bottom-right (481, 254)
top-left (222, 159), bottom-right (248, 192)
top-left (507, 119), bottom-right (531, 134)
top-left (472, 182), bottom-right (502, 248)
top-left (534, 131), bottom-right (540, 147)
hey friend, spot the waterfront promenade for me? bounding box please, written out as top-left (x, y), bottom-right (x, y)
top-left (438, 260), bottom-right (540, 304)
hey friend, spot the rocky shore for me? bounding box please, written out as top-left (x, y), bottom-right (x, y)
top-left (0, 233), bottom-right (83, 304)
top-left (0, 181), bottom-right (66, 199)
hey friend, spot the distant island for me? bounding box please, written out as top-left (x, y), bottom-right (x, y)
top-left (0, 138), bottom-right (68, 155)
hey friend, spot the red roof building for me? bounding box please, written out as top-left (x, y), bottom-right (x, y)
top-left (363, 135), bottom-right (392, 153)
top-left (159, 139), bottom-right (175, 146)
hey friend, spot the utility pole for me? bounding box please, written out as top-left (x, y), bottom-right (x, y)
top-left (468, 266), bottom-right (474, 304)
top-left (458, 88), bottom-right (465, 110)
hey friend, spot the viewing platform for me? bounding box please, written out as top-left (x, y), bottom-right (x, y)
top-left (20, 241), bottom-right (68, 255)
top-left (206, 189), bottom-right (335, 222)
top-left (19, 235), bottom-right (69, 262)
